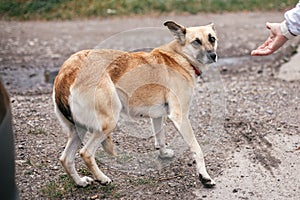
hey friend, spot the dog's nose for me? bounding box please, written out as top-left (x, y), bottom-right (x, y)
top-left (208, 52), bottom-right (217, 62)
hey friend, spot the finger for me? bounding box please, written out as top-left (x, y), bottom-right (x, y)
top-left (251, 48), bottom-right (272, 56)
top-left (266, 22), bottom-right (272, 30)
top-left (253, 37), bottom-right (272, 52)
top-left (256, 40), bottom-right (269, 50)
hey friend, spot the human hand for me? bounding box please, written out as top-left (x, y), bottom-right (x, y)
top-left (251, 22), bottom-right (288, 56)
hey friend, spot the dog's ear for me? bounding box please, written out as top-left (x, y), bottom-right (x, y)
top-left (164, 21), bottom-right (186, 45)
top-left (209, 23), bottom-right (215, 31)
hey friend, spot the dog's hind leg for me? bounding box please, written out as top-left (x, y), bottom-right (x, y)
top-left (60, 126), bottom-right (94, 187)
top-left (79, 83), bottom-right (121, 185)
top-left (79, 130), bottom-right (112, 185)
top-left (151, 117), bottom-right (174, 158)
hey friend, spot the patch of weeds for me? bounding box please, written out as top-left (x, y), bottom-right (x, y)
top-left (41, 174), bottom-right (76, 198)
top-left (24, 169), bottom-right (34, 175)
top-left (1, 0), bottom-right (298, 20)
top-left (28, 128), bottom-right (46, 135)
top-left (78, 167), bottom-right (92, 176)
top-left (82, 181), bottom-right (123, 199)
top-left (117, 153), bottom-right (134, 163)
top-left (102, 183), bottom-right (116, 193)
top-left (41, 181), bottom-right (63, 198)
top-left (100, 183), bottom-right (125, 199)
top-left (42, 171), bottom-right (123, 198)
top-left (128, 177), bottom-right (156, 186)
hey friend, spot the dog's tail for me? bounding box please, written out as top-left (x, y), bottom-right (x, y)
top-left (53, 50), bottom-right (92, 125)
top-left (53, 50), bottom-right (117, 156)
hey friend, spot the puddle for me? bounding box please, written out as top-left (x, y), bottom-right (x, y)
top-left (44, 70), bottom-right (58, 84)
top-left (216, 56), bottom-right (252, 67)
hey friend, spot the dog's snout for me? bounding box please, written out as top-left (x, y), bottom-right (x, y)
top-left (208, 52), bottom-right (217, 62)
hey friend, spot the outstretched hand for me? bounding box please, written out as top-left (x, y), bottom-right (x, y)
top-left (251, 22), bottom-right (288, 56)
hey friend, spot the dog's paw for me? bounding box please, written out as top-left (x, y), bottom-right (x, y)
top-left (77, 176), bottom-right (94, 187)
top-left (159, 148), bottom-right (174, 159)
top-left (96, 175), bottom-right (112, 186)
top-left (199, 174), bottom-right (216, 188)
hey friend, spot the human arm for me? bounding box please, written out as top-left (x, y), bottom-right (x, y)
top-left (251, 1), bottom-right (300, 56)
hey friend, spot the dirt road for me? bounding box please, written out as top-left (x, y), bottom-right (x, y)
top-left (1, 12), bottom-right (300, 199)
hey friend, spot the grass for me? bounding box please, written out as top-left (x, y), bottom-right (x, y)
top-left (41, 174), bottom-right (75, 198)
top-left (0, 0), bottom-right (298, 20)
top-left (41, 173), bottom-right (123, 198)
top-left (28, 128), bottom-right (46, 135)
top-left (128, 177), bottom-right (156, 186)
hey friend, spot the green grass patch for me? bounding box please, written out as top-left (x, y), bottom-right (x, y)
top-left (127, 177), bottom-right (156, 186)
top-left (0, 0), bottom-right (298, 20)
top-left (41, 174), bottom-right (75, 198)
top-left (28, 128), bottom-right (46, 135)
top-left (41, 172), bottom-right (123, 198)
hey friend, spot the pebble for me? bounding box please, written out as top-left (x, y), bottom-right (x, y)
top-left (90, 194), bottom-right (99, 200)
top-left (265, 110), bottom-right (273, 115)
top-left (168, 182), bottom-right (176, 187)
top-left (15, 160), bottom-right (27, 165)
top-left (28, 40), bottom-right (35, 46)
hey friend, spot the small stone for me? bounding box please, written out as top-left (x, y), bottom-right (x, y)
top-left (15, 160), bottom-right (27, 165)
top-left (51, 54), bottom-right (61, 59)
top-left (168, 182), bottom-right (176, 187)
top-left (90, 194), bottom-right (99, 200)
top-left (265, 110), bottom-right (273, 115)
top-left (233, 188), bottom-right (238, 193)
top-left (28, 40), bottom-right (35, 46)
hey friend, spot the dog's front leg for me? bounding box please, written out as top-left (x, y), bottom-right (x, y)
top-left (169, 110), bottom-right (216, 188)
top-left (151, 117), bottom-right (174, 158)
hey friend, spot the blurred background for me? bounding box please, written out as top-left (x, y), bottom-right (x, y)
top-left (0, 0), bottom-right (298, 20)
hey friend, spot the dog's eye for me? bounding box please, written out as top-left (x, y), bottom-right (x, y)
top-left (208, 33), bottom-right (216, 43)
top-left (192, 38), bottom-right (202, 46)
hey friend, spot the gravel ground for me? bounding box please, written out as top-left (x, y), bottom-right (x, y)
top-left (1, 12), bottom-right (300, 200)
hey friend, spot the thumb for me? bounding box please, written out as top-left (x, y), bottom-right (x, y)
top-left (266, 22), bottom-right (272, 30)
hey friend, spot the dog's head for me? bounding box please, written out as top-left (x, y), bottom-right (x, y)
top-left (164, 21), bottom-right (218, 66)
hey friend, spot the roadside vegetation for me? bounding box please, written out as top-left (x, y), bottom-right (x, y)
top-left (0, 0), bottom-right (298, 20)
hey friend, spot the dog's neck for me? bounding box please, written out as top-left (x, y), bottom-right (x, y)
top-left (165, 41), bottom-right (203, 77)
top-left (191, 65), bottom-right (201, 76)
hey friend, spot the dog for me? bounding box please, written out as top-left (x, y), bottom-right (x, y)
top-left (53, 20), bottom-right (218, 188)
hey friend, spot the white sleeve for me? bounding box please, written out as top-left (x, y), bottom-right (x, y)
top-left (284, 1), bottom-right (300, 36)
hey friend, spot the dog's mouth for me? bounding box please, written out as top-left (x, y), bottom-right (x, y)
top-left (206, 52), bottom-right (217, 63)
top-left (196, 52), bottom-right (217, 65)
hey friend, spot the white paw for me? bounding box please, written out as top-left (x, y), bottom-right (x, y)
top-left (199, 174), bottom-right (216, 188)
top-left (77, 176), bottom-right (94, 187)
top-left (101, 175), bottom-right (112, 185)
top-left (159, 148), bottom-right (174, 159)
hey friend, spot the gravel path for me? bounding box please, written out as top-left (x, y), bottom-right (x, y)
top-left (1, 12), bottom-right (300, 199)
